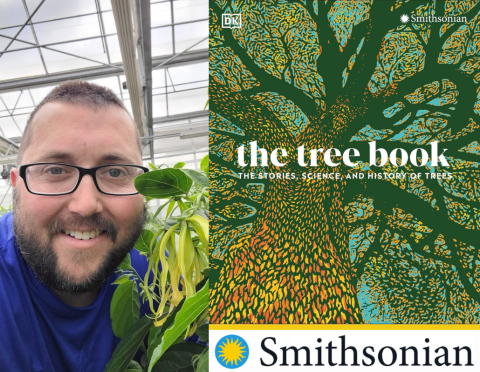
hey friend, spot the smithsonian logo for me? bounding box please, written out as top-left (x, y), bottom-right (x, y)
top-left (211, 331), bottom-right (478, 371)
top-left (400, 14), bottom-right (467, 23)
top-left (215, 335), bottom-right (249, 368)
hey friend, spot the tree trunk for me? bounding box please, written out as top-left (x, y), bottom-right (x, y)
top-left (210, 97), bottom-right (365, 324)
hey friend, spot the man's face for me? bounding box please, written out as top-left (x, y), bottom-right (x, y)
top-left (11, 102), bottom-right (146, 293)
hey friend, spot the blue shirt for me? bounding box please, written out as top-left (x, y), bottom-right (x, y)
top-left (0, 212), bottom-right (150, 372)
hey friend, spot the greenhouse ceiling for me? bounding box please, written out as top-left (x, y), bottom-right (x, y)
top-left (0, 0), bottom-right (209, 205)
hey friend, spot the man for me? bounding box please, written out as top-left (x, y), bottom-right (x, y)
top-left (0, 80), bottom-right (150, 371)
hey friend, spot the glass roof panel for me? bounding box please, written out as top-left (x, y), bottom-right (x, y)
top-left (173, 81), bottom-right (207, 91)
top-left (152, 87), bottom-right (162, 96)
top-left (0, 27), bottom-right (23, 50)
top-left (105, 34), bottom-right (122, 63)
top-left (122, 99), bottom-right (133, 116)
top-left (101, 10), bottom-right (116, 35)
top-left (173, 0), bottom-right (208, 23)
top-left (30, 85), bottom-right (55, 104)
top-left (154, 151), bottom-right (195, 168)
top-left (14, 114), bottom-right (29, 132)
top-left (152, 93), bottom-right (167, 117)
top-left (0, 116), bottom-right (21, 138)
top-left (153, 86), bottom-right (175, 95)
top-left (8, 27), bottom-right (37, 49)
top-left (191, 137), bottom-right (208, 150)
top-left (0, 26), bottom-right (22, 38)
top-left (41, 38), bottom-right (108, 73)
top-left (12, 107), bottom-right (33, 116)
top-left (1, 91), bottom-right (22, 111)
top-left (151, 2), bottom-right (171, 27)
top-left (152, 26), bottom-right (173, 56)
top-left (168, 61), bottom-right (208, 85)
top-left (152, 69), bottom-right (166, 89)
top-left (5, 39), bottom-right (36, 52)
top-left (167, 87), bottom-right (207, 116)
top-left (99, 0), bottom-right (112, 11)
top-left (26, 0), bottom-right (97, 23)
top-left (89, 76), bottom-right (121, 94)
top-left (0, 48), bottom-right (45, 80)
top-left (34, 14), bottom-right (101, 44)
top-left (0, 36), bottom-right (9, 51)
top-left (15, 91), bottom-right (34, 110)
top-left (174, 20), bottom-right (207, 52)
top-left (0, 0), bottom-right (27, 29)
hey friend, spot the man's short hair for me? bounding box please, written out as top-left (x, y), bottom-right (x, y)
top-left (17, 80), bottom-right (142, 163)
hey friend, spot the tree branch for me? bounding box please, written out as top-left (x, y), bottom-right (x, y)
top-left (364, 178), bottom-right (479, 248)
top-left (210, 1), bottom-right (319, 118)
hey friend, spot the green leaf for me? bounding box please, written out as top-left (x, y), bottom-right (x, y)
top-left (125, 360), bottom-right (143, 372)
top-left (166, 199), bottom-right (176, 218)
top-left (179, 169), bottom-right (209, 189)
top-left (135, 230), bottom-right (154, 255)
top-left (177, 199), bottom-right (189, 214)
top-left (111, 280), bottom-right (141, 339)
top-left (117, 253), bottom-right (132, 271)
top-left (195, 324), bottom-right (208, 343)
top-left (150, 343), bottom-right (207, 372)
top-left (173, 162), bottom-right (186, 169)
top-left (154, 199), bottom-right (172, 219)
top-left (148, 278), bottom-right (207, 349)
top-left (112, 275), bottom-right (132, 285)
top-left (199, 155), bottom-right (208, 176)
top-left (147, 280), bottom-right (209, 371)
top-left (135, 169), bottom-right (193, 198)
top-left (186, 215), bottom-right (209, 250)
top-left (194, 209), bottom-right (208, 221)
top-left (148, 325), bottom-right (162, 350)
top-left (164, 217), bottom-right (180, 231)
top-left (104, 316), bottom-right (153, 372)
top-left (178, 221), bottom-right (195, 297)
top-left (194, 349), bottom-right (208, 372)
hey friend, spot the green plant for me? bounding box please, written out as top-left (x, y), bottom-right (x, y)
top-left (105, 156), bottom-right (209, 372)
top-left (0, 206), bottom-right (12, 217)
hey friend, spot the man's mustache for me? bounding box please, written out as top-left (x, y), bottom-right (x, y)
top-left (48, 215), bottom-right (118, 242)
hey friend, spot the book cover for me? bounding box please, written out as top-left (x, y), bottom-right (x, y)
top-left (208, 0), bottom-right (480, 328)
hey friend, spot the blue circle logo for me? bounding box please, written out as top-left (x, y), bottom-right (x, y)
top-left (215, 334), bottom-right (249, 369)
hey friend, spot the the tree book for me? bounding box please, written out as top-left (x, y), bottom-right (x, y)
top-left (208, 0), bottom-right (480, 326)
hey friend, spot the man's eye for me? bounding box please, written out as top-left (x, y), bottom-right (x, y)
top-left (108, 168), bottom-right (125, 178)
top-left (47, 167), bottom-right (64, 175)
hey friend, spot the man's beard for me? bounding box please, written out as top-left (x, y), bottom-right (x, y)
top-left (12, 189), bottom-right (146, 294)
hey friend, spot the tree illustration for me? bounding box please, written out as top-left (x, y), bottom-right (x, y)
top-left (209, 0), bottom-right (480, 324)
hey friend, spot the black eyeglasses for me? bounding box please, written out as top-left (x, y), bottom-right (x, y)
top-left (18, 163), bottom-right (149, 196)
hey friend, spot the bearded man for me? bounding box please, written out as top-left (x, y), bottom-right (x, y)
top-left (0, 80), bottom-right (149, 371)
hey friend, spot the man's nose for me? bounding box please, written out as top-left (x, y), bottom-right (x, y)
top-left (67, 174), bottom-right (103, 217)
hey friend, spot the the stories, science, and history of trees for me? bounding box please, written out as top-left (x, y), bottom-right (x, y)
top-left (209, 0), bottom-right (480, 326)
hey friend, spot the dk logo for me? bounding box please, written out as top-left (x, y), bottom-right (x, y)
top-left (222, 14), bottom-right (242, 29)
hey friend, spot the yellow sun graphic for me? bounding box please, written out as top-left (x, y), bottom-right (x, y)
top-left (218, 337), bottom-right (247, 366)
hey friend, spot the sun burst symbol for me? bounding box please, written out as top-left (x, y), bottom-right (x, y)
top-left (215, 335), bottom-right (249, 369)
top-left (400, 14), bottom-right (409, 23)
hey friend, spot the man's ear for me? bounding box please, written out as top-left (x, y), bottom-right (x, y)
top-left (10, 168), bottom-right (18, 187)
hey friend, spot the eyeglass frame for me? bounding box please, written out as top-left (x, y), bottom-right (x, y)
top-left (18, 162), bottom-right (150, 196)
